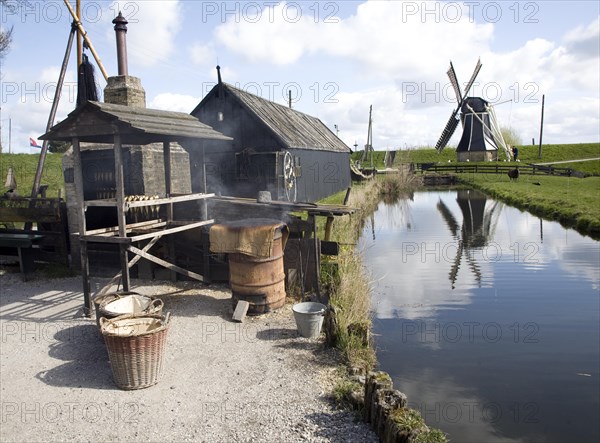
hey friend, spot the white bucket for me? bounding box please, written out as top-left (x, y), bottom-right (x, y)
top-left (292, 302), bottom-right (327, 338)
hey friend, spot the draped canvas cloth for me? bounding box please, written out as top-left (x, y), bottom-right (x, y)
top-left (209, 219), bottom-right (288, 259)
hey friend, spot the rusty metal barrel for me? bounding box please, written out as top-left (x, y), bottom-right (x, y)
top-left (229, 230), bottom-right (285, 314)
top-left (210, 219), bottom-right (288, 315)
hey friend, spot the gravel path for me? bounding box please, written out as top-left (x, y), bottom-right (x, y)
top-left (0, 269), bottom-right (377, 443)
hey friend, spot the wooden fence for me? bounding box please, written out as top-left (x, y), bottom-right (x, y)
top-left (414, 162), bottom-right (585, 177)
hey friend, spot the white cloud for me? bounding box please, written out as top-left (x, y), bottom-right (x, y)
top-left (1, 65), bottom-right (78, 152)
top-left (563, 16), bottom-right (600, 57)
top-left (148, 92), bottom-right (200, 113)
top-left (214, 1), bottom-right (493, 81)
top-left (189, 42), bottom-right (215, 67)
top-left (107, 0), bottom-right (182, 69)
top-left (208, 2), bottom-right (599, 146)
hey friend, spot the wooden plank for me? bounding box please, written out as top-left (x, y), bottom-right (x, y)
top-left (128, 219), bottom-right (214, 242)
top-left (127, 245), bottom-right (205, 282)
top-left (83, 193), bottom-right (215, 208)
top-left (81, 220), bottom-right (212, 243)
top-left (232, 300), bottom-right (250, 322)
top-left (212, 195), bottom-right (354, 215)
top-left (0, 233), bottom-right (45, 248)
top-left (0, 207), bottom-right (61, 223)
top-left (84, 219), bottom-right (166, 235)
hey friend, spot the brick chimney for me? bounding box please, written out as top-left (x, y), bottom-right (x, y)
top-left (103, 11), bottom-right (146, 108)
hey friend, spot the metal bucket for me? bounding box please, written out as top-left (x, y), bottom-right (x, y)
top-left (292, 302), bottom-right (327, 338)
top-left (229, 231), bottom-right (286, 315)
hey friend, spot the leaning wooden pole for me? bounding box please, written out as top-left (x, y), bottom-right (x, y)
top-left (29, 25), bottom-right (76, 201)
top-left (63, 0), bottom-right (109, 81)
top-left (76, 0), bottom-right (82, 67)
top-left (538, 94), bottom-right (545, 159)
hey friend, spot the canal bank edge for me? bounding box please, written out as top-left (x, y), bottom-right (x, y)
top-left (456, 174), bottom-right (600, 240)
top-left (323, 174), bottom-right (448, 443)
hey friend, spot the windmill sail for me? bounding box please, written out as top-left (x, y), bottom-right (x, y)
top-left (462, 58), bottom-right (482, 98)
top-left (435, 110), bottom-right (460, 152)
top-left (447, 62), bottom-right (462, 104)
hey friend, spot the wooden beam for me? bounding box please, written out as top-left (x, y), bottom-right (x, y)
top-left (97, 235), bottom-right (163, 296)
top-left (164, 141), bottom-right (176, 282)
top-left (63, 0), bottom-right (109, 81)
top-left (128, 219), bottom-right (214, 242)
top-left (310, 214), bottom-right (321, 299)
top-left (324, 216), bottom-right (334, 241)
top-left (81, 220), bottom-right (214, 243)
top-left (72, 136), bottom-right (92, 316)
top-left (128, 245), bottom-right (205, 282)
top-left (113, 133), bottom-right (130, 290)
top-left (84, 219), bottom-right (166, 236)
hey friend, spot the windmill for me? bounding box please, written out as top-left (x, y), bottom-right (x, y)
top-left (435, 58), bottom-right (511, 162)
top-left (360, 105), bottom-right (374, 168)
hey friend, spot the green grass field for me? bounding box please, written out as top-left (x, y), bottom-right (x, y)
top-left (352, 143), bottom-right (600, 175)
top-left (0, 153), bottom-right (65, 198)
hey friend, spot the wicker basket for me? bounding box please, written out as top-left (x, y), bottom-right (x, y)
top-left (96, 292), bottom-right (163, 327)
top-left (100, 313), bottom-right (171, 390)
top-left (92, 292), bottom-right (123, 328)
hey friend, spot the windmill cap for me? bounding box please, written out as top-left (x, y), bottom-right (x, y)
top-left (462, 97), bottom-right (488, 113)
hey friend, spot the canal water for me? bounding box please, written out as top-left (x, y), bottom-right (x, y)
top-left (359, 189), bottom-right (599, 443)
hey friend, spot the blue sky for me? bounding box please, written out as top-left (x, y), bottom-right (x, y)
top-left (1, 0), bottom-right (599, 154)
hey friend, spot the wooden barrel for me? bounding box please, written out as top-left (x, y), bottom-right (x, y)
top-left (228, 231), bottom-right (286, 315)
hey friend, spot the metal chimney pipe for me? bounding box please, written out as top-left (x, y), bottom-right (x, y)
top-left (216, 65), bottom-right (222, 84)
top-left (288, 90), bottom-right (292, 108)
top-left (113, 11), bottom-right (128, 76)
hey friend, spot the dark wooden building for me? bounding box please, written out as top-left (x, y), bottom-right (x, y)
top-left (187, 76), bottom-right (351, 203)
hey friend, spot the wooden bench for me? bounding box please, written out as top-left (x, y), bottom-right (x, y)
top-left (0, 233), bottom-right (46, 280)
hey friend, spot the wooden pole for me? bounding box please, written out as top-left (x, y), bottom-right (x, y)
top-left (538, 94), bottom-right (545, 159)
top-left (63, 0), bottom-right (109, 81)
top-left (76, 0), bottom-right (82, 67)
top-left (113, 133), bottom-right (130, 290)
top-left (72, 136), bottom-right (92, 316)
top-left (30, 26), bottom-right (76, 200)
top-left (163, 141), bottom-right (176, 282)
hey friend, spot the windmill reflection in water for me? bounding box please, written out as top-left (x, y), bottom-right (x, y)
top-left (437, 190), bottom-right (503, 289)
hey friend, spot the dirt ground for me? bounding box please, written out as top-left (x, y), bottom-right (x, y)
top-left (0, 266), bottom-right (377, 442)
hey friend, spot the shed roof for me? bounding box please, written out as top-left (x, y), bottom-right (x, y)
top-left (40, 101), bottom-right (232, 144)
top-left (193, 83), bottom-right (350, 153)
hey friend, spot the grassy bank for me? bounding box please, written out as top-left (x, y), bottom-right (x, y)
top-left (323, 179), bottom-right (380, 370)
top-left (324, 174), bottom-right (447, 442)
top-left (458, 173), bottom-right (600, 239)
top-left (0, 153), bottom-right (65, 197)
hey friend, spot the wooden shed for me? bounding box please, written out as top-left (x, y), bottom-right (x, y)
top-left (40, 99), bottom-right (231, 314)
top-left (188, 76), bottom-right (351, 203)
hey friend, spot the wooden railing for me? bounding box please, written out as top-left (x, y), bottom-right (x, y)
top-left (413, 162), bottom-right (585, 177)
